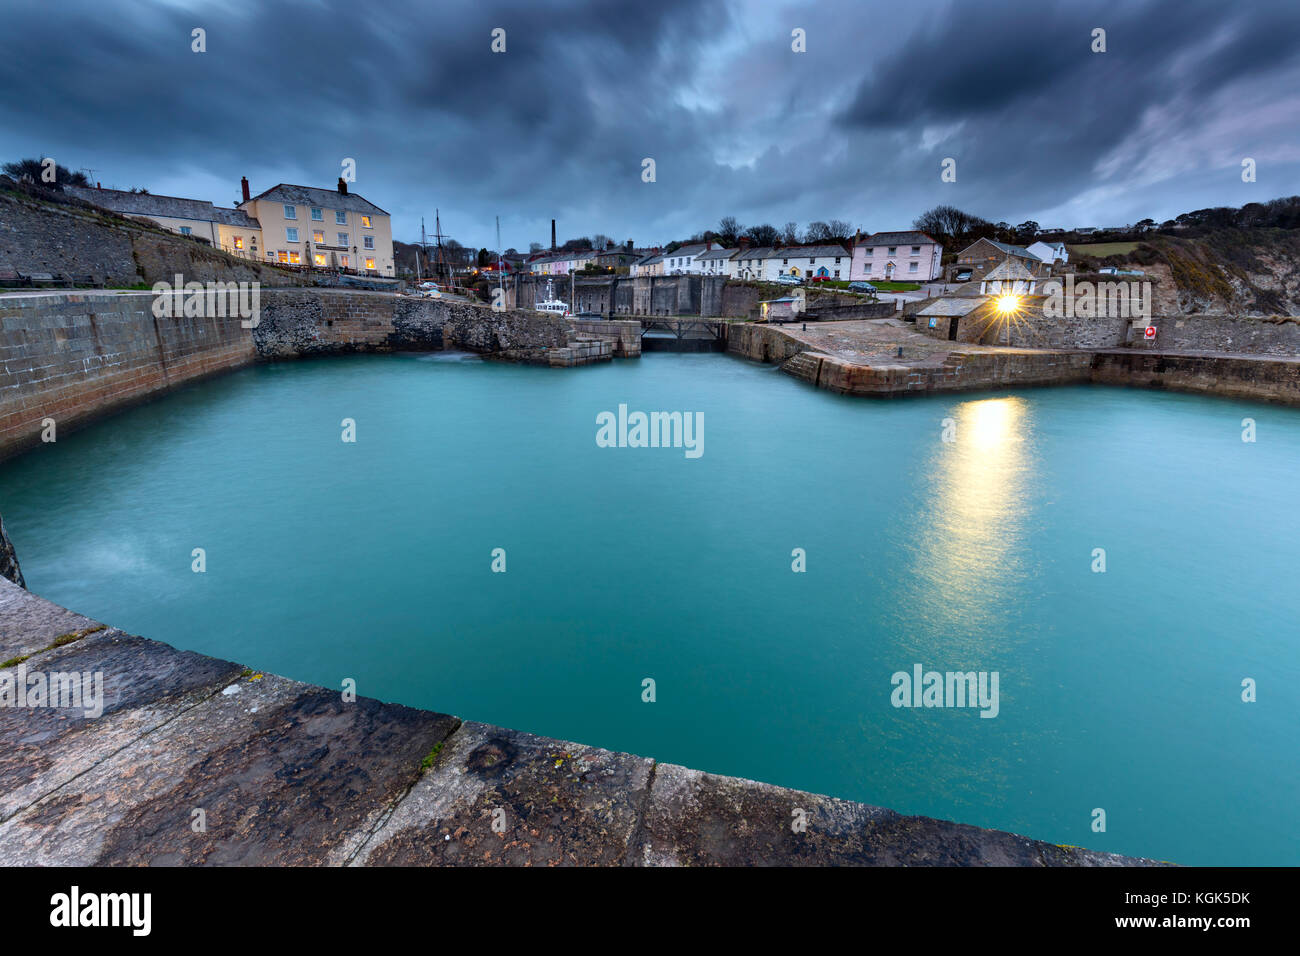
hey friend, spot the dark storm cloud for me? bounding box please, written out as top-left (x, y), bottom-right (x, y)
top-left (1, 0), bottom-right (1298, 248)
top-left (838, 0), bottom-right (1300, 227)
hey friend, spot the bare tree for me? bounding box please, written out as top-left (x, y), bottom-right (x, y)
top-left (913, 205), bottom-right (995, 248)
top-left (749, 223), bottom-right (780, 245)
top-left (804, 221), bottom-right (833, 242)
top-left (717, 216), bottom-right (742, 245)
top-left (827, 219), bottom-right (856, 241)
top-left (781, 221), bottom-right (802, 244)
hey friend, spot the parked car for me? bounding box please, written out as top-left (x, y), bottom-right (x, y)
top-left (774, 274), bottom-right (803, 286)
top-left (847, 281), bottom-right (877, 293)
top-left (953, 269), bottom-right (973, 283)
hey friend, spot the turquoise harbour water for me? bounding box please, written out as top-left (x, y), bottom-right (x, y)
top-left (2, 352), bottom-right (1298, 865)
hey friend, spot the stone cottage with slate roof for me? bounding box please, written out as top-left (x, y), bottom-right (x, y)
top-left (239, 179), bottom-right (393, 275)
top-left (956, 237), bottom-right (1048, 280)
top-left (850, 231), bottom-right (943, 281)
top-left (65, 185), bottom-right (264, 260)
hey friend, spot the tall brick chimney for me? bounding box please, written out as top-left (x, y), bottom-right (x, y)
top-left (240, 176), bottom-right (250, 201)
top-left (551, 219), bottom-right (556, 252)
top-left (337, 177), bottom-right (348, 195)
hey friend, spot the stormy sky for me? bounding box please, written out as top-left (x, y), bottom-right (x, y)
top-left (3, 0), bottom-right (1299, 251)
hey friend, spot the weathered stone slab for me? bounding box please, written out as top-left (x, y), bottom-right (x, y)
top-left (0, 671), bottom-right (457, 865)
top-left (353, 721), bottom-right (653, 866)
top-left (0, 575), bottom-right (101, 661)
top-left (634, 764), bottom-right (1168, 866)
top-left (0, 627), bottom-right (242, 822)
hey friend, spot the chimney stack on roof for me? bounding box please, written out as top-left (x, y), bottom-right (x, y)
top-left (240, 176), bottom-right (250, 201)
top-left (337, 177), bottom-right (348, 195)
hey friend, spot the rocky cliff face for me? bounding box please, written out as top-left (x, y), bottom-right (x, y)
top-left (0, 513), bottom-right (24, 588)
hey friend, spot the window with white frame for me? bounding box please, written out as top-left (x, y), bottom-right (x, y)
top-left (311, 208), bottom-right (323, 221)
top-left (286, 227), bottom-right (299, 242)
top-left (313, 230), bottom-right (325, 244)
top-left (361, 216), bottom-right (372, 228)
top-left (337, 233), bottom-right (348, 245)
top-left (363, 236), bottom-right (374, 249)
top-left (283, 205), bottom-right (297, 219)
top-left (335, 210), bottom-right (347, 224)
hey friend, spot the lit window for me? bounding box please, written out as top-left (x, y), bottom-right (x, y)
top-left (286, 227), bottom-right (299, 242)
top-left (361, 216), bottom-right (372, 228)
top-left (311, 208), bottom-right (323, 221)
top-left (363, 236), bottom-right (374, 249)
top-left (289, 251), bottom-right (301, 264)
top-left (365, 257), bottom-right (375, 270)
top-left (341, 255), bottom-right (349, 268)
top-left (313, 230), bottom-right (325, 243)
top-left (234, 237), bottom-right (244, 249)
top-left (335, 210), bottom-right (347, 224)
top-left (283, 205), bottom-right (297, 219)
top-left (277, 251), bottom-right (288, 263)
top-left (314, 253), bottom-right (326, 266)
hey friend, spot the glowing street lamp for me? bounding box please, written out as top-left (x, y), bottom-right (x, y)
top-left (995, 293), bottom-right (1021, 346)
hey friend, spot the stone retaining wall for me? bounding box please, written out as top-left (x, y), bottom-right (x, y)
top-left (0, 291), bottom-right (257, 460)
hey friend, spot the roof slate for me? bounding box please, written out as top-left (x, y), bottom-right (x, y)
top-left (65, 186), bottom-right (257, 228)
top-left (247, 183), bottom-right (389, 216)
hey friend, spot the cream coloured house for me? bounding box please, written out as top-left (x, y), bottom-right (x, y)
top-left (238, 178), bottom-right (394, 275)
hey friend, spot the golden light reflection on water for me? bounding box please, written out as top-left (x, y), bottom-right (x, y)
top-left (909, 396), bottom-right (1036, 640)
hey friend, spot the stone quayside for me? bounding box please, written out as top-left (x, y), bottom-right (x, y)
top-left (0, 577), bottom-right (1164, 866)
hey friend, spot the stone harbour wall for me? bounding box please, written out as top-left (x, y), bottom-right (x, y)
top-left (0, 290), bottom-right (625, 460)
top-left (1090, 350), bottom-right (1300, 403)
top-left (0, 576), bottom-right (1164, 866)
top-left (0, 291), bottom-right (257, 461)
